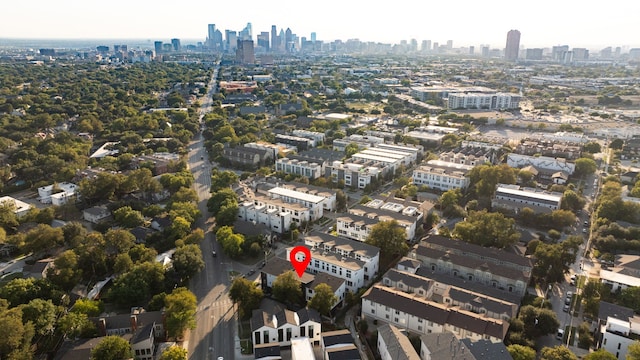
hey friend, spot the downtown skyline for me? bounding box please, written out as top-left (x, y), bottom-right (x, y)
top-left (2, 0), bottom-right (640, 50)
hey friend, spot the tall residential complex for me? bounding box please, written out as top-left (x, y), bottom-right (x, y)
top-left (505, 29), bottom-right (521, 61)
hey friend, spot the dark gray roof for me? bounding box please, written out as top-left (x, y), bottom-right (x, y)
top-left (363, 286), bottom-right (509, 340)
top-left (233, 219), bottom-right (269, 237)
top-left (414, 246), bottom-right (529, 283)
top-left (376, 324), bottom-right (420, 360)
top-left (422, 235), bottom-right (533, 269)
top-left (91, 311), bottom-right (163, 332)
top-left (322, 329), bottom-right (354, 347)
top-left (384, 268), bottom-right (434, 291)
top-left (275, 309), bottom-right (297, 326)
top-left (349, 204), bottom-right (419, 224)
top-left (460, 338), bottom-right (513, 360)
top-left (598, 301), bottom-right (635, 322)
top-left (326, 345), bottom-right (361, 360)
top-left (305, 231), bottom-right (380, 258)
top-left (54, 337), bottom-right (106, 360)
top-left (254, 343), bottom-right (281, 359)
top-left (311, 272), bottom-right (345, 293)
top-left (131, 322), bottom-right (154, 344)
top-left (297, 148), bottom-right (344, 162)
top-left (414, 269), bottom-right (522, 305)
top-left (297, 308), bottom-right (321, 324)
top-left (397, 257), bottom-right (421, 269)
top-left (419, 332), bottom-right (475, 360)
top-left (251, 309), bottom-right (274, 330)
top-left (261, 257), bottom-right (315, 284)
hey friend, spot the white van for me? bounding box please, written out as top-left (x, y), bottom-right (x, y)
top-left (556, 328), bottom-right (565, 340)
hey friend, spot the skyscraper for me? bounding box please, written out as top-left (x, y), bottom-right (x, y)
top-left (236, 40), bottom-right (255, 64)
top-left (257, 32), bottom-right (270, 52)
top-left (311, 32), bottom-right (316, 43)
top-left (154, 41), bottom-right (163, 54)
top-left (271, 25), bottom-right (278, 52)
top-left (505, 29), bottom-right (521, 61)
top-left (171, 38), bottom-right (181, 52)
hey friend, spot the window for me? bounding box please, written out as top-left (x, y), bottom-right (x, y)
top-left (278, 329), bottom-right (283, 342)
top-left (286, 328), bottom-right (292, 341)
top-left (371, 309), bottom-right (375, 314)
top-left (309, 325), bottom-right (314, 337)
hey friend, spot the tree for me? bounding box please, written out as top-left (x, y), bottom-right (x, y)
top-left (609, 138), bottom-right (624, 150)
top-left (229, 277), bottom-right (264, 319)
top-left (336, 189), bottom-right (347, 212)
top-left (58, 312), bottom-right (95, 339)
top-left (533, 242), bottom-right (578, 284)
top-left (164, 287), bottom-right (197, 339)
top-left (210, 170), bottom-right (238, 192)
top-left (129, 244), bottom-right (158, 264)
top-left (0, 299), bottom-right (34, 360)
top-left (507, 344), bottom-right (536, 360)
top-left (215, 199), bottom-right (239, 227)
top-left (583, 141), bottom-right (602, 154)
top-left (21, 298), bottom-right (58, 336)
top-left (113, 206), bottom-right (144, 228)
top-left (104, 229), bottom-right (135, 255)
top-left (108, 262), bottom-right (165, 306)
top-left (453, 210), bottom-right (520, 248)
top-left (71, 299), bottom-right (103, 317)
top-left (468, 163), bottom-right (516, 197)
top-left (308, 283), bottom-right (338, 316)
top-left (272, 271), bottom-right (303, 306)
top-left (216, 226), bottom-right (244, 258)
top-left (620, 287), bottom-right (640, 313)
top-left (207, 188), bottom-right (237, 215)
top-left (158, 346), bottom-right (188, 360)
top-left (365, 220), bottom-right (408, 256)
top-left (172, 244), bottom-right (205, 281)
top-left (583, 349), bottom-right (616, 360)
top-left (518, 305), bottom-right (560, 339)
top-left (113, 253), bottom-right (134, 274)
top-left (561, 190), bottom-right (586, 212)
top-left (575, 158), bottom-right (597, 177)
top-left (22, 224), bottom-right (64, 254)
top-left (539, 346), bottom-right (578, 360)
top-left (90, 335), bottom-right (134, 360)
top-left (344, 143), bottom-right (360, 157)
top-left (49, 249), bottom-right (82, 290)
top-left (628, 341), bottom-right (640, 360)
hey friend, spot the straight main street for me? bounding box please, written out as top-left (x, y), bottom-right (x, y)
top-left (184, 62), bottom-right (239, 360)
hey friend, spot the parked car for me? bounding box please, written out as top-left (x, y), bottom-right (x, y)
top-left (212, 251), bottom-right (217, 257)
top-left (563, 304), bottom-right (570, 312)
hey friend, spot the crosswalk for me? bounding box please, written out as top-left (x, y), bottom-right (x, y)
top-left (196, 298), bottom-right (233, 313)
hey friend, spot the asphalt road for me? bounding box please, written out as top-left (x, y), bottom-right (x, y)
top-left (185, 63), bottom-right (238, 360)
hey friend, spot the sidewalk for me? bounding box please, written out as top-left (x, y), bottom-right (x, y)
top-left (344, 307), bottom-right (370, 360)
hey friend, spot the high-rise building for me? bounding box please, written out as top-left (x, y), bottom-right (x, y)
top-left (433, 42), bottom-right (439, 53)
top-left (207, 24), bottom-right (216, 46)
top-left (552, 45), bottom-right (569, 61)
top-left (225, 30), bottom-right (237, 52)
top-left (171, 38), bottom-right (181, 52)
top-left (257, 32), bottom-right (270, 52)
top-left (421, 40), bottom-right (431, 53)
top-left (311, 32), bottom-right (316, 43)
top-left (505, 29), bottom-right (520, 61)
top-left (154, 41), bottom-right (163, 54)
top-left (236, 40), bottom-right (255, 64)
top-left (285, 28), bottom-right (293, 52)
top-left (469, 46), bottom-right (474, 55)
top-left (481, 46), bottom-right (490, 57)
top-left (446, 40), bottom-right (453, 49)
top-left (525, 48), bottom-right (543, 60)
top-left (239, 22), bottom-right (252, 41)
top-left (271, 25), bottom-right (279, 52)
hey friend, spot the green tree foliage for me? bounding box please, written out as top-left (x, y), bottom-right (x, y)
top-left (628, 341), bottom-right (640, 360)
top-left (0, 277), bottom-right (64, 308)
top-left (620, 287), bottom-right (640, 313)
top-left (532, 236), bottom-right (582, 284)
top-left (539, 346), bottom-right (578, 360)
top-left (58, 311), bottom-right (96, 339)
top-left (129, 244), bottom-right (158, 264)
top-left (21, 298), bottom-right (58, 336)
top-left (172, 244), bottom-right (204, 281)
top-left (609, 138), bottom-right (624, 150)
top-left (164, 287), bottom-right (197, 339)
top-left (0, 299), bottom-right (34, 360)
top-left (453, 210), bottom-right (520, 248)
top-left (215, 200), bottom-right (239, 227)
top-left (518, 305), bottom-right (560, 339)
top-left (21, 223), bottom-right (64, 254)
top-left (561, 189), bottom-right (586, 212)
top-left (308, 283), bottom-right (338, 316)
top-left (216, 226), bottom-right (244, 258)
top-left (507, 344), bottom-right (536, 360)
top-left (210, 169), bottom-right (239, 192)
top-left (583, 349), bottom-right (617, 360)
top-left (104, 229), bottom-right (136, 255)
top-left (158, 346), bottom-right (188, 360)
top-left (574, 157), bottom-right (597, 177)
top-left (468, 163), bottom-right (517, 197)
top-left (365, 220), bottom-right (409, 256)
top-left (583, 141), bottom-right (602, 153)
top-left (49, 249), bottom-right (82, 290)
top-left (71, 299), bottom-right (103, 317)
top-left (344, 143), bottom-right (361, 158)
top-left (113, 206), bottom-right (144, 228)
top-left (90, 335), bottom-right (134, 360)
top-left (108, 262), bottom-right (165, 306)
top-left (207, 188), bottom-right (238, 214)
top-left (336, 189), bottom-right (348, 212)
top-left (229, 277), bottom-right (264, 319)
top-left (272, 271), bottom-right (303, 306)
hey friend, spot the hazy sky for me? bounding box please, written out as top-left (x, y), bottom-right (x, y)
top-left (2, 0), bottom-right (639, 49)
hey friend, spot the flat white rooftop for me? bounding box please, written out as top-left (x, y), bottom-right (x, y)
top-left (351, 152), bottom-right (401, 164)
top-left (268, 187), bottom-right (325, 204)
top-left (496, 185), bottom-right (562, 203)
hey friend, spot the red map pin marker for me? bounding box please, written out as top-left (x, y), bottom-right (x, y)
top-left (289, 246), bottom-right (311, 278)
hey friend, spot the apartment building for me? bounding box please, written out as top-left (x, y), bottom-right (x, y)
top-left (237, 197), bottom-right (296, 233)
top-left (38, 182), bottom-right (79, 205)
top-left (599, 315), bottom-right (640, 360)
top-left (275, 149), bottom-right (343, 180)
top-left (275, 134), bottom-right (316, 151)
top-left (447, 92), bottom-right (521, 110)
top-left (327, 160), bottom-right (385, 189)
top-left (274, 182), bottom-right (337, 212)
top-left (267, 186), bottom-right (325, 221)
top-left (332, 134), bottom-right (384, 152)
top-left (291, 129), bottom-right (326, 144)
top-left (410, 235), bottom-right (532, 297)
top-left (337, 203), bottom-right (422, 242)
top-left (507, 153), bottom-right (575, 175)
top-left (362, 285), bottom-right (509, 342)
top-left (412, 160), bottom-right (474, 191)
top-left (492, 184), bottom-right (563, 214)
top-left (377, 324), bottom-right (420, 360)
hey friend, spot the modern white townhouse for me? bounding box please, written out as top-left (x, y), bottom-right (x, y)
top-left (412, 160), bottom-right (474, 191)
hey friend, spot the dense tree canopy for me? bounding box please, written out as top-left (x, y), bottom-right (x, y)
top-left (272, 271), bottom-right (303, 306)
top-left (90, 335), bottom-right (134, 360)
top-left (308, 283), bottom-right (338, 316)
top-left (365, 220), bottom-right (408, 256)
top-left (164, 287), bottom-right (197, 339)
top-left (229, 277), bottom-right (264, 319)
top-left (453, 210), bottom-right (520, 248)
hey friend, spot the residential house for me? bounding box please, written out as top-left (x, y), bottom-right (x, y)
top-left (492, 184), bottom-right (563, 214)
top-left (410, 235), bottom-right (533, 297)
top-left (38, 182), bottom-right (79, 205)
top-left (254, 343), bottom-right (282, 360)
top-left (599, 315), bottom-right (640, 360)
top-left (250, 308), bottom-right (321, 349)
top-left (23, 258), bottom-right (55, 279)
top-left (321, 330), bottom-right (360, 360)
top-left (337, 204), bottom-right (422, 242)
top-left (83, 206), bottom-right (111, 224)
top-left (131, 323), bottom-right (155, 360)
top-left (377, 324), bottom-right (420, 360)
top-left (412, 160), bottom-right (474, 191)
top-left (0, 196), bottom-right (32, 218)
top-left (92, 308), bottom-right (165, 340)
top-left (151, 216), bottom-right (172, 232)
top-left (222, 145), bottom-right (271, 169)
